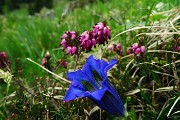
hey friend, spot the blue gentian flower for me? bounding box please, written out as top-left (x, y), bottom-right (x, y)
top-left (64, 55), bottom-right (125, 116)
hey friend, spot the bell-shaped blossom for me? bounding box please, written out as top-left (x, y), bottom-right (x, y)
top-left (135, 48), bottom-right (141, 55)
top-left (92, 22), bottom-right (111, 45)
top-left (131, 43), bottom-right (145, 56)
top-left (61, 39), bottom-right (68, 50)
top-left (60, 31), bottom-right (79, 55)
top-left (67, 46), bottom-right (77, 56)
top-left (41, 58), bottom-right (47, 67)
top-left (119, 49), bottom-right (123, 56)
top-left (116, 43), bottom-right (122, 50)
top-left (80, 31), bottom-right (96, 51)
top-left (64, 55), bottom-right (125, 116)
top-left (115, 43), bottom-right (123, 56)
top-left (131, 43), bottom-right (138, 52)
top-left (70, 31), bottom-right (76, 40)
top-left (140, 46), bottom-right (145, 53)
top-left (126, 49), bottom-right (131, 55)
top-left (61, 60), bottom-right (68, 69)
top-left (0, 52), bottom-right (10, 68)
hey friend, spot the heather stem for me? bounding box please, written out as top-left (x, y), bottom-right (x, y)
top-left (74, 48), bottom-right (82, 70)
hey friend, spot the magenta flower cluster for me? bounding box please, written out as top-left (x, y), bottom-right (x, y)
top-left (131, 43), bottom-right (145, 56)
top-left (60, 22), bottom-right (111, 55)
top-left (109, 42), bottom-right (145, 57)
top-left (92, 22), bottom-right (111, 45)
top-left (80, 31), bottom-right (96, 51)
top-left (61, 31), bottom-right (79, 56)
top-left (109, 43), bottom-right (130, 56)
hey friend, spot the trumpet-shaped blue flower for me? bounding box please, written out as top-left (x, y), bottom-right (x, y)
top-left (64, 55), bottom-right (125, 116)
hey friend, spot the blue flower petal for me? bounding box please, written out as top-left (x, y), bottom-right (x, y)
top-left (101, 80), bottom-right (125, 116)
top-left (104, 59), bottom-right (117, 74)
top-left (85, 55), bottom-right (117, 81)
top-left (84, 88), bottom-right (107, 100)
top-left (68, 69), bottom-right (88, 82)
top-left (99, 90), bottom-right (125, 116)
top-left (86, 55), bottom-right (108, 79)
top-left (64, 83), bottom-right (85, 101)
top-left (102, 79), bottom-right (119, 100)
top-left (82, 55), bottom-right (117, 88)
top-left (84, 88), bottom-right (125, 116)
top-left (82, 63), bottom-right (100, 89)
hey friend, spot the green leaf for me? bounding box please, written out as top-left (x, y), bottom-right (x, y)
top-left (127, 107), bottom-right (137, 120)
top-left (157, 93), bottom-right (180, 120)
top-left (145, 2), bottom-right (155, 26)
top-left (0, 69), bottom-right (13, 94)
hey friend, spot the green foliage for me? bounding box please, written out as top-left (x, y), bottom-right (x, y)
top-left (157, 93), bottom-right (180, 120)
top-left (127, 107), bottom-right (137, 120)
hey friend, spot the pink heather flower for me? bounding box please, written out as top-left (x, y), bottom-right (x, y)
top-left (70, 31), bottom-right (76, 40)
top-left (80, 31), bottom-right (96, 51)
top-left (57, 59), bottom-right (68, 69)
top-left (116, 43), bottom-right (124, 56)
top-left (131, 43), bottom-right (145, 56)
top-left (116, 43), bottom-right (122, 50)
top-left (135, 48), bottom-right (141, 55)
top-left (109, 44), bottom-right (116, 52)
top-left (42, 58), bottom-right (47, 67)
top-left (67, 47), bottom-right (72, 55)
top-left (131, 43), bottom-right (138, 52)
top-left (41, 51), bottom-right (51, 70)
top-left (71, 46), bottom-right (77, 55)
top-left (119, 49), bottom-right (123, 56)
top-left (61, 33), bottom-right (68, 39)
top-left (42, 52), bottom-right (52, 70)
top-left (177, 46), bottom-right (180, 51)
top-left (92, 22), bottom-right (111, 45)
top-left (60, 31), bottom-right (79, 55)
top-left (67, 46), bottom-right (77, 55)
top-left (126, 49), bottom-right (131, 55)
top-left (0, 52), bottom-right (10, 68)
top-left (109, 43), bottom-right (124, 56)
top-left (61, 39), bottom-right (67, 45)
top-left (61, 60), bottom-right (68, 69)
top-left (140, 46), bottom-right (145, 53)
top-left (103, 26), bottom-right (111, 37)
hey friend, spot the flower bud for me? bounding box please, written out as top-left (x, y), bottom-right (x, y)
top-left (126, 49), bottom-right (131, 55)
top-left (45, 51), bottom-right (51, 59)
top-left (135, 48), bottom-right (140, 55)
top-left (116, 43), bottom-right (122, 50)
top-left (0, 52), bottom-right (10, 68)
top-left (140, 46), bottom-right (145, 53)
top-left (41, 58), bottom-right (47, 67)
